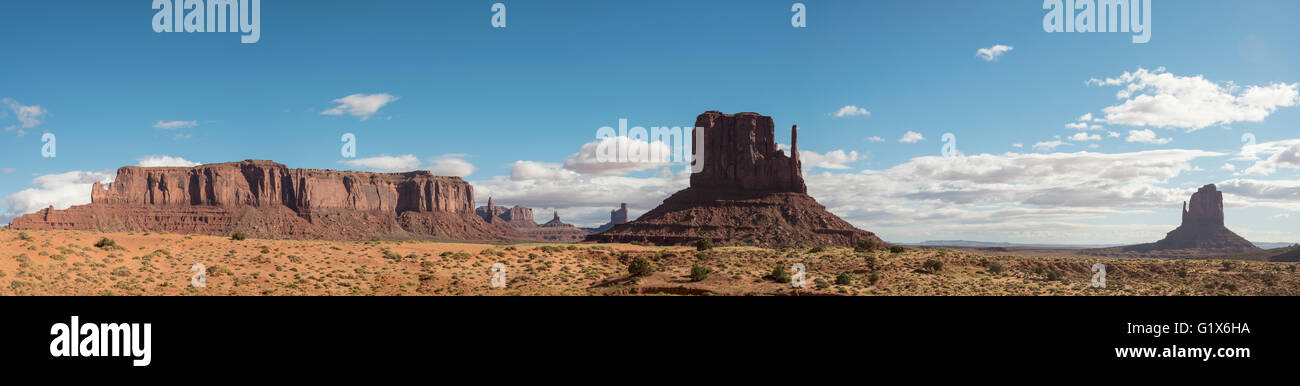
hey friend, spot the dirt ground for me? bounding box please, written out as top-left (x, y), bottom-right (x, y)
top-left (1, 228), bottom-right (1297, 296)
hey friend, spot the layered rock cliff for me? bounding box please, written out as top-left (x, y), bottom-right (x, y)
top-left (11, 160), bottom-right (521, 242)
top-left (589, 111), bottom-right (885, 249)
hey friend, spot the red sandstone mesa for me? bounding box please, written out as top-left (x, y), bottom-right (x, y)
top-left (588, 111), bottom-right (886, 249)
top-left (10, 160), bottom-right (523, 241)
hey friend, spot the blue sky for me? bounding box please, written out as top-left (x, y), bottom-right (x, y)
top-left (2, 0), bottom-right (1298, 244)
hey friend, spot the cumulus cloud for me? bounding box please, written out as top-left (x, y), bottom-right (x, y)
top-left (1033, 140), bottom-right (1067, 151)
top-left (338, 154), bottom-right (421, 172)
top-left (425, 154), bottom-right (477, 177)
top-left (137, 155), bottom-right (201, 167)
top-left (2, 98), bottom-right (47, 128)
top-left (975, 45), bottom-right (1013, 61)
top-left (1068, 132), bottom-right (1101, 142)
top-left (152, 120), bottom-right (197, 130)
top-left (321, 93), bottom-right (399, 120)
top-left (1243, 140), bottom-right (1300, 176)
top-left (1125, 129), bottom-right (1173, 145)
top-left (1, 171), bottom-right (114, 224)
top-left (778, 145), bottom-right (862, 170)
top-left (900, 131), bottom-right (925, 143)
top-left (865, 136), bottom-right (884, 142)
top-left (832, 105), bottom-right (871, 118)
top-left (562, 136), bottom-right (676, 175)
top-left (1088, 67), bottom-right (1300, 131)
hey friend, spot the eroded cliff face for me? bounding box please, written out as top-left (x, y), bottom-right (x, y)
top-left (691, 111), bottom-right (806, 194)
top-left (12, 160), bottom-right (519, 242)
top-left (90, 160), bottom-right (473, 214)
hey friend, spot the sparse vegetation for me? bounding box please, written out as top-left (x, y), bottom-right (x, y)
top-left (628, 257), bottom-right (653, 277)
top-left (835, 272), bottom-right (853, 285)
top-left (230, 232), bottom-right (247, 241)
top-left (890, 246), bottom-right (905, 254)
top-left (695, 239), bottom-right (713, 251)
top-left (768, 265), bottom-right (791, 283)
top-left (855, 240), bottom-right (877, 253)
top-left (94, 237), bottom-right (122, 250)
top-left (689, 264), bottom-right (711, 282)
top-left (987, 262), bottom-right (1005, 275)
top-left (922, 258), bottom-right (943, 273)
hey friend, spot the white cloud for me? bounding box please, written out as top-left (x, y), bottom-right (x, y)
top-left (509, 161), bottom-right (579, 181)
top-left (1, 171), bottom-right (114, 224)
top-left (1068, 132), bottom-right (1101, 142)
top-left (1088, 67), bottom-right (1300, 131)
top-left (562, 136), bottom-right (676, 175)
top-left (425, 154), bottom-right (477, 177)
top-left (1078, 113), bottom-right (1094, 122)
top-left (1108, 131), bottom-right (1121, 138)
top-left (784, 146), bottom-right (862, 170)
top-left (137, 155), bottom-right (201, 167)
top-left (975, 44), bottom-right (1013, 61)
top-left (900, 131), bottom-right (925, 143)
top-left (865, 136), bottom-right (884, 142)
top-left (832, 105), bottom-right (871, 118)
top-left (1243, 140), bottom-right (1300, 176)
top-left (2, 98), bottom-right (47, 128)
top-left (1012, 143), bottom-right (1023, 148)
top-left (1220, 163), bottom-right (1237, 172)
top-left (1125, 129), bottom-right (1173, 145)
top-left (152, 120), bottom-right (197, 130)
top-left (321, 93), bottom-right (399, 120)
top-left (338, 154), bottom-right (421, 172)
top-left (1032, 140), bottom-right (1067, 151)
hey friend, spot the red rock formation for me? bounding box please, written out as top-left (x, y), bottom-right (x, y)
top-left (10, 160), bottom-right (522, 242)
top-left (526, 212), bottom-right (589, 242)
top-left (588, 203), bottom-right (629, 234)
top-left (589, 111), bottom-right (885, 249)
top-left (476, 199), bottom-right (536, 228)
top-left (690, 111), bottom-right (806, 193)
top-left (1127, 184), bottom-right (1259, 252)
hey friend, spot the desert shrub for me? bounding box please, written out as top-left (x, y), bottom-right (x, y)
top-left (111, 267), bottom-right (132, 277)
top-left (769, 265), bottom-right (791, 283)
top-left (855, 240), bottom-right (877, 253)
top-left (627, 257), bottom-right (653, 277)
top-left (835, 272), bottom-right (853, 285)
top-left (922, 258), bottom-right (943, 273)
top-left (230, 232), bottom-right (247, 241)
top-left (94, 237), bottom-right (121, 250)
top-left (987, 262), bottom-right (1005, 274)
top-left (868, 271), bottom-right (881, 285)
top-left (17, 232), bottom-right (34, 242)
top-left (1045, 269), bottom-right (1065, 282)
top-left (1177, 267), bottom-right (1189, 278)
top-left (381, 249), bottom-right (404, 261)
top-left (695, 239), bottom-right (713, 251)
top-left (808, 246), bottom-right (825, 254)
top-left (1221, 261), bottom-right (1237, 271)
top-left (889, 246), bottom-right (905, 254)
top-left (689, 264), bottom-right (711, 282)
top-left (0, 269), bottom-right (6, 278)
top-left (260, 246), bottom-right (271, 254)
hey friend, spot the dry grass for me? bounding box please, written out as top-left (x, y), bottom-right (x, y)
top-left (0, 228), bottom-right (1295, 296)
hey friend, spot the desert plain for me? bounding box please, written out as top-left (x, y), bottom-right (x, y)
top-left (1, 227), bottom-right (1296, 296)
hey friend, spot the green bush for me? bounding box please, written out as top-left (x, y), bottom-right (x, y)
top-left (695, 238), bottom-right (713, 251)
top-left (628, 257), bottom-right (654, 277)
top-left (922, 258), bottom-right (943, 273)
top-left (835, 272), bottom-right (853, 285)
top-left (988, 262), bottom-right (1005, 275)
top-left (689, 264), bottom-right (711, 282)
top-left (855, 240), bottom-right (877, 253)
top-left (868, 271), bottom-right (881, 285)
top-left (889, 246), bottom-right (905, 254)
top-left (1045, 269), bottom-right (1065, 282)
top-left (230, 232), bottom-right (247, 241)
top-left (94, 237), bottom-right (120, 250)
top-left (808, 246), bottom-right (825, 254)
top-left (769, 265), bottom-right (791, 283)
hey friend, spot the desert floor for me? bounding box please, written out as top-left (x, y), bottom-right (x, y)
top-left (1, 228), bottom-right (1296, 296)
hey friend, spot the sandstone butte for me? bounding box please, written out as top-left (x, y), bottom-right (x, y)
top-left (1126, 184), bottom-right (1260, 253)
top-left (8, 160), bottom-right (525, 242)
top-left (587, 111), bottom-right (888, 249)
top-left (476, 199), bottom-right (589, 242)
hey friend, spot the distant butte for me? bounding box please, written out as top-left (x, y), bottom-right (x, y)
top-left (9, 160), bottom-right (524, 242)
top-left (1125, 184), bottom-right (1260, 253)
top-left (587, 111), bottom-right (887, 249)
